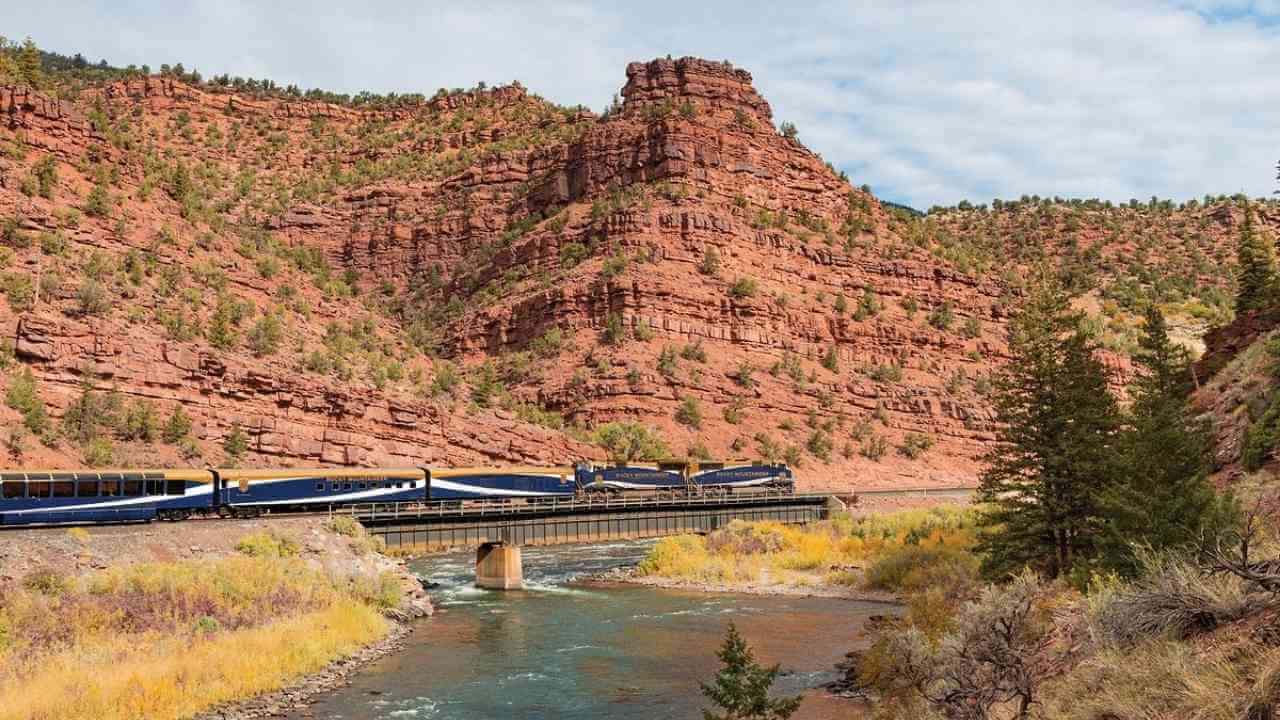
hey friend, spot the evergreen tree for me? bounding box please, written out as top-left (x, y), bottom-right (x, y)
top-left (16, 38), bottom-right (42, 88)
top-left (701, 622), bottom-right (801, 720)
top-left (977, 271), bottom-right (1121, 579)
top-left (1099, 305), bottom-right (1235, 574)
top-left (1234, 202), bottom-right (1276, 315)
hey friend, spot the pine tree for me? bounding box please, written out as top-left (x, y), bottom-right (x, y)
top-left (700, 622), bottom-right (801, 720)
top-left (1234, 202), bottom-right (1276, 315)
top-left (1099, 305), bottom-right (1236, 574)
top-left (16, 37), bottom-right (42, 88)
top-left (977, 271), bottom-right (1121, 580)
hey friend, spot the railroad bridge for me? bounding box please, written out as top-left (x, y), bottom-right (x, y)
top-left (335, 492), bottom-right (841, 589)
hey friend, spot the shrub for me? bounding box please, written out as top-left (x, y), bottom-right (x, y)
top-left (593, 421), bottom-right (670, 461)
top-left (860, 434), bottom-right (888, 460)
top-left (529, 328), bottom-right (563, 358)
top-left (723, 400), bottom-right (744, 425)
top-left (223, 424), bottom-right (250, 464)
top-left (247, 312), bottom-right (284, 356)
top-left (634, 320), bottom-right (655, 342)
top-left (6, 367), bottom-right (48, 434)
top-left (681, 342), bottom-right (708, 363)
top-left (234, 531), bottom-right (300, 558)
top-left (23, 568), bottom-right (69, 596)
top-left (602, 313), bottom-right (626, 345)
top-left (1085, 552), bottom-right (1258, 648)
top-left (658, 345), bottom-right (679, 377)
top-left (821, 345), bottom-right (839, 372)
top-left (806, 429), bottom-right (833, 461)
top-left (120, 400), bottom-right (158, 442)
top-left (560, 242), bottom-right (589, 268)
top-left (728, 277), bottom-right (758, 299)
top-left (700, 246), bottom-right (721, 276)
top-left (82, 438), bottom-right (114, 467)
top-left (162, 405), bottom-right (193, 443)
top-left (76, 278), bottom-right (111, 316)
top-left (676, 395), bottom-right (703, 429)
top-left (897, 433), bottom-right (934, 459)
top-left (927, 302), bottom-right (955, 330)
top-left (865, 544), bottom-right (979, 593)
top-left (733, 360), bottom-right (754, 388)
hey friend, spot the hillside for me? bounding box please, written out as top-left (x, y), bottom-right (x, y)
top-left (0, 53), bottom-right (1270, 489)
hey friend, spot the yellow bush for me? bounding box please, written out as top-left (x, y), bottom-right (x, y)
top-left (0, 552), bottom-right (398, 720)
top-left (234, 530), bottom-right (300, 557)
top-left (0, 601), bottom-right (386, 720)
top-left (636, 506), bottom-right (980, 589)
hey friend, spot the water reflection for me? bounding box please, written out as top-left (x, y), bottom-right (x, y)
top-left (290, 540), bottom-right (889, 720)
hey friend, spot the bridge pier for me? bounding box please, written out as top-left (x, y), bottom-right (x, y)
top-left (476, 542), bottom-right (523, 590)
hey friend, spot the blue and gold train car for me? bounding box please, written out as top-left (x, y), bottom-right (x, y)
top-left (0, 469), bottom-right (214, 525)
top-left (428, 466), bottom-right (577, 500)
top-left (574, 460), bottom-right (793, 494)
top-left (218, 467), bottom-right (428, 512)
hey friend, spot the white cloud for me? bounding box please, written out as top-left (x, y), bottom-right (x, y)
top-left (3, 0), bottom-right (1278, 208)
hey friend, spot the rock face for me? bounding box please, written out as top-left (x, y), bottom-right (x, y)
top-left (0, 56), bottom-right (1152, 489)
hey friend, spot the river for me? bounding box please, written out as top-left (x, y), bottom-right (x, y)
top-left (290, 541), bottom-right (890, 720)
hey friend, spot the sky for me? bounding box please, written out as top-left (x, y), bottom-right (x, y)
top-left (3, 0), bottom-right (1278, 209)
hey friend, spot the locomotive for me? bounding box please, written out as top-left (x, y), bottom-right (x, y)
top-left (0, 460), bottom-right (793, 526)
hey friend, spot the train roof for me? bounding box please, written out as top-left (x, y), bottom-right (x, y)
top-left (429, 466), bottom-right (574, 478)
top-left (215, 467), bottom-right (425, 480)
top-left (0, 468), bottom-right (213, 481)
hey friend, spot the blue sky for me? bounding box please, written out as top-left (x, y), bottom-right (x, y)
top-left (3, 1), bottom-right (1278, 209)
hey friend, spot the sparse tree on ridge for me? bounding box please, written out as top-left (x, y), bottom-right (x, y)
top-left (1234, 201), bottom-right (1277, 315)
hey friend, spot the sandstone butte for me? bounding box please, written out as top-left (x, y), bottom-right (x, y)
top-left (0, 56), bottom-right (1273, 491)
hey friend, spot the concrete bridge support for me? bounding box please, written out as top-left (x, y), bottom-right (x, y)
top-left (476, 542), bottom-right (523, 590)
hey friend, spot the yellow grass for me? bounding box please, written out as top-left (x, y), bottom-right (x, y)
top-left (637, 506), bottom-right (979, 588)
top-left (0, 601), bottom-right (387, 720)
top-left (0, 534), bottom-right (399, 720)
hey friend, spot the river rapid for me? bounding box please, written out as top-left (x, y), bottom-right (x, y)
top-left (289, 540), bottom-right (891, 720)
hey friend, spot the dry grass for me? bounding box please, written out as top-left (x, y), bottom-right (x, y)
top-left (636, 506), bottom-right (978, 589)
top-left (0, 535), bottom-right (397, 720)
top-left (0, 601), bottom-right (386, 720)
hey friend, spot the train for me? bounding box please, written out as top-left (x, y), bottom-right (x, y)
top-left (0, 460), bottom-right (794, 526)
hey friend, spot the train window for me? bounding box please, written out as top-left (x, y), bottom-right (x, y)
top-left (76, 481), bottom-right (98, 497)
top-left (166, 481), bottom-right (185, 496)
top-left (101, 480), bottom-right (120, 496)
top-left (145, 480), bottom-right (162, 495)
top-left (28, 481), bottom-right (51, 498)
top-left (409, 480), bottom-right (416, 488)
top-left (122, 479), bottom-right (143, 496)
top-left (395, 481), bottom-right (403, 489)
top-left (315, 482), bottom-right (325, 492)
top-left (342, 482), bottom-right (352, 491)
top-left (2, 481), bottom-right (23, 499)
top-left (332, 482), bottom-right (341, 492)
top-left (700, 463), bottom-right (724, 472)
top-left (52, 480), bottom-right (74, 497)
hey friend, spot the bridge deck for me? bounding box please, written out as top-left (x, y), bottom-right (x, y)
top-left (337, 493), bottom-right (835, 550)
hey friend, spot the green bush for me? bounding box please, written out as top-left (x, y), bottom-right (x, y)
top-left (593, 422), bottom-right (669, 461)
top-left (864, 544), bottom-right (978, 593)
top-left (82, 438), bottom-right (114, 467)
top-left (676, 395), bottom-right (703, 429)
top-left (163, 405), bottom-right (193, 443)
top-left (728, 277), bottom-right (758, 299)
top-left (6, 367), bottom-right (48, 434)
